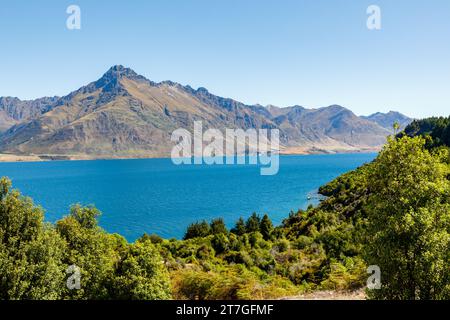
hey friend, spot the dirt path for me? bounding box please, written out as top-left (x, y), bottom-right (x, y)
top-left (281, 290), bottom-right (366, 300)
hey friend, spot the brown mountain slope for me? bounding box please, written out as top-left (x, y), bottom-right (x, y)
top-left (0, 96), bottom-right (58, 132)
top-left (268, 104), bottom-right (390, 147)
top-left (0, 65), bottom-right (396, 159)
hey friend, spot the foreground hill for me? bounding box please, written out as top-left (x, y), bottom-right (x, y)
top-left (0, 65), bottom-right (409, 159)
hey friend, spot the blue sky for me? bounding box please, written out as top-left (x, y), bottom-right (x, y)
top-left (0, 0), bottom-right (449, 118)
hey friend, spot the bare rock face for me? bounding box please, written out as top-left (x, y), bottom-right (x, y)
top-left (0, 65), bottom-right (410, 158)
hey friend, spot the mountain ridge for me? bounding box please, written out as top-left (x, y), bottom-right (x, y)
top-left (0, 65), bottom-right (412, 160)
top-left (362, 111), bottom-right (412, 132)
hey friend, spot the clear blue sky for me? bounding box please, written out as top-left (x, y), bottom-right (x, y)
top-left (0, 0), bottom-right (449, 118)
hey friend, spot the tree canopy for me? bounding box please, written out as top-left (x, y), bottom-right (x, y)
top-left (0, 178), bottom-right (171, 300)
top-left (364, 136), bottom-right (450, 299)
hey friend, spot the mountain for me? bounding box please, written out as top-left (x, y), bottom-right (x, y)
top-left (266, 104), bottom-right (391, 152)
top-left (362, 111), bottom-right (412, 132)
top-left (0, 65), bottom-right (401, 159)
top-left (0, 96), bottom-right (59, 132)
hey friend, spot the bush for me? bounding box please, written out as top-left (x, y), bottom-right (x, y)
top-left (184, 221), bottom-right (211, 240)
top-left (139, 233), bottom-right (163, 244)
top-left (274, 239), bottom-right (290, 252)
top-left (211, 234), bottom-right (229, 254)
top-left (224, 251), bottom-right (253, 267)
top-left (293, 236), bottom-right (313, 250)
top-left (210, 218), bottom-right (228, 235)
top-left (111, 241), bottom-right (172, 299)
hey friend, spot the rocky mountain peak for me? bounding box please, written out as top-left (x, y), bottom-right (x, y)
top-left (103, 65), bottom-right (139, 80)
top-left (94, 65), bottom-right (151, 92)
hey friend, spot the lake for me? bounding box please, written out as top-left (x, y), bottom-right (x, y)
top-left (0, 154), bottom-right (376, 241)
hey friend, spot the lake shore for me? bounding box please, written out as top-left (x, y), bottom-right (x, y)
top-left (0, 147), bottom-right (380, 163)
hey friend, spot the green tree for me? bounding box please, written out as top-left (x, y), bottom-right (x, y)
top-left (0, 177), bottom-right (66, 299)
top-left (364, 136), bottom-right (450, 299)
top-left (245, 213), bottom-right (261, 233)
top-left (184, 221), bottom-right (211, 240)
top-left (260, 214), bottom-right (273, 240)
top-left (56, 205), bottom-right (123, 299)
top-left (393, 121), bottom-right (400, 135)
top-left (231, 217), bottom-right (246, 236)
top-left (69, 204), bottom-right (101, 229)
top-left (111, 241), bottom-right (171, 299)
top-left (210, 218), bottom-right (228, 235)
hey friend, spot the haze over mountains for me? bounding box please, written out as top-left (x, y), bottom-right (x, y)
top-left (0, 65), bottom-right (412, 160)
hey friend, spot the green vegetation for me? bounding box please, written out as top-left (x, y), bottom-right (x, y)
top-left (1, 118), bottom-right (450, 300)
top-left (0, 179), bottom-right (170, 300)
top-left (400, 116), bottom-right (450, 148)
top-left (364, 136), bottom-right (450, 299)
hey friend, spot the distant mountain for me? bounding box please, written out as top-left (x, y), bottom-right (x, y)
top-left (0, 96), bottom-right (59, 132)
top-left (267, 104), bottom-right (391, 150)
top-left (0, 65), bottom-right (404, 159)
top-left (362, 111), bottom-right (412, 132)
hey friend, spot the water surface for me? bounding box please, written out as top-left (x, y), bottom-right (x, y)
top-left (0, 154), bottom-right (376, 241)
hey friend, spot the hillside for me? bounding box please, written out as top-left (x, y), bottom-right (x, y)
top-left (0, 65), bottom-right (406, 159)
top-left (401, 116), bottom-right (450, 146)
top-left (0, 96), bottom-right (58, 132)
top-left (362, 111), bottom-right (412, 132)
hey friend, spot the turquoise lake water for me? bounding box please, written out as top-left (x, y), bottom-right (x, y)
top-left (0, 154), bottom-right (376, 241)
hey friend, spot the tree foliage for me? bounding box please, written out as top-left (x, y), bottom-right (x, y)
top-left (0, 179), bottom-right (171, 300)
top-left (0, 178), bottom-right (66, 299)
top-left (184, 221), bottom-right (211, 240)
top-left (364, 136), bottom-right (450, 299)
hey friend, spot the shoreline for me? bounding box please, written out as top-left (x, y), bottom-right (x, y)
top-left (0, 148), bottom-right (380, 163)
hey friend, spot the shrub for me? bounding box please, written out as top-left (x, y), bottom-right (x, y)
top-left (184, 221), bottom-right (211, 240)
top-left (211, 233), bottom-right (229, 254)
top-left (210, 218), bottom-right (228, 235)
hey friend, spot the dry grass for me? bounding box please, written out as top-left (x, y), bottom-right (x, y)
top-left (281, 289), bottom-right (366, 300)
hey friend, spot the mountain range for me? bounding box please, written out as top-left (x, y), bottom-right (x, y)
top-left (0, 65), bottom-right (412, 160)
top-left (362, 111), bottom-right (412, 131)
